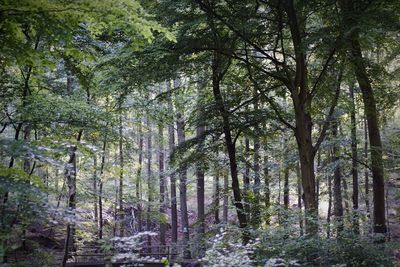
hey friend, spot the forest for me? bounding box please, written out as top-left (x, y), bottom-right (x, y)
top-left (0, 0), bottom-right (399, 266)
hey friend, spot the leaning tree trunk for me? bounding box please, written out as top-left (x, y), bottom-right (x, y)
top-left (339, 0), bottom-right (386, 235)
top-left (351, 39), bottom-right (386, 234)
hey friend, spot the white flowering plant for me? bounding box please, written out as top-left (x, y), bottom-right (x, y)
top-left (110, 231), bottom-right (158, 263)
top-left (201, 228), bottom-right (260, 267)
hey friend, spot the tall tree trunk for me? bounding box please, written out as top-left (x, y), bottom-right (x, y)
top-left (118, 114), bottom-right (124, 237)
top-left (206, 7), bottom-right (248, 238)
top-left (332, 121), bottom-right (344, 234)
top-left (364, 115), bottom-right (370, 220)
top-left (340, 0), bottom-right (386, 235)
top-left (283, 167), bottom-right (290, 210)
top-left (196, 124), bottom-right (205, 257)
top-left (168, 81), bottom-right (178, 245)
top-left (349, 85), bottom-right (359, 233)
top-left (98, 137), bottom-right (107, 240)
top-left (252, 90), bottom-right (261, 227)
top-left (62, 130), bottom-right (82, 267)
top-left (327, 171), bottom-right (333, 238)
top-left (158, 124), bottom-right (166, 246)
top-left (243, 138), bottom-right (251, 220)
top-left (296, 163), bottom-right (303, 236)
top-left (213, 174), bottom-right (220, 224)
top-left (223, 172), bottom-right (229, 224)
top-left (136, 121), bottom-right (143, 232)
top-left (264, 147), bottom-right (270, 225)
top-left (352, 38), bottom-right (386, 234)
top-left (211, 49), bottom-right (248, 238)
top-left (146, 117), bottom-right (153, 250)
top-left (93, 156), bottom-right (98, 225)
top-left (177, 112), bottom-right (191, 260)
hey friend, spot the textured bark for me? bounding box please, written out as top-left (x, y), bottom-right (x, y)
top-left (177, 112), bottom-right (191, 260)
top-left (253, 135), bottom-right (261, 226)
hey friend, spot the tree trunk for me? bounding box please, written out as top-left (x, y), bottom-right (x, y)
top-left (332, 121), bottom-right (344, 234)
top-left (364, 115), bottom-right (370, 220)
top-left (62, 130), bottom-right (82, 267)
top-left (177, 112), bottom-right (191, 260)
top-left (98, 137), bottom-right (107, 240)
top-left (340, 0), bottom-right (386, 235)
top-left (349, 85), bottom-right (359, 233)
top-left (243, 138), bottom-right (251, 220)
top-left (137, 121), bottom-right (143, 232)
top-left (213, 174), bottom-right (220, 224)
top-left (93, 156), bottom-right (98, 225)
top-left (168, 81), bottom-right (178, 244)
top-left (158, 124), bottom-right (166, 246)
top-left (196, 123), bottom-right (205, 256)
top-left (296, 163), bottom-right (303, 236)
top-left (211, 49), bottom-right (248, 238)
top-left (223, 172), bottom-right (229, 224)
top-left (118, 114), bottom-right (124, 237)
top-left (264, 148), bottom-right (270, 225)
top-left (146, 116), bottom-right (153, 250)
